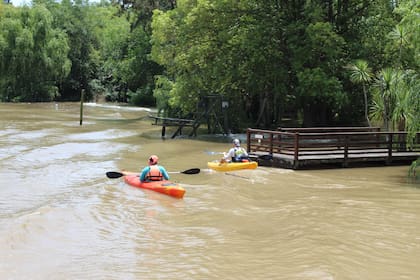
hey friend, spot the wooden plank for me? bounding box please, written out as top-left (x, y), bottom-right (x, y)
top-left (247, 128), bottom-right (420, 169)
top-left (149, 115), bottom-right (195, 127)
top-left (149, 115), bottom-right (195, 138)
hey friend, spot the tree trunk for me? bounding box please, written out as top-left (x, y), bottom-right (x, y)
top-left (256, 94), bottom-right (267, 128)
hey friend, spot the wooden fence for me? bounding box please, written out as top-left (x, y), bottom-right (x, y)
top-left (246, 127), bottom-right (420, 169)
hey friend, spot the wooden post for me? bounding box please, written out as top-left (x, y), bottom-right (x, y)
top-left (270, 133), bottom-right (274, 154)
top-left (161, 126), bottom-right (166, 138)
top-left (387, 132), bottom-right (393, 164)
top-left (79, 89), bottom-right (85, 126)
top-left (278, 132), bottom-right (282, 153)
top-left (222, 101), bottom-right (229, 135)
top-left (293, 133), bottom-right (299, 169)
top-left (246, 129), bottom-right (251, 153)
top-left (343, 135), bottom-right (349, 167)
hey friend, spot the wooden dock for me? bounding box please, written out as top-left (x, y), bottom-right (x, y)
top-left (149, 115), bottom-right (199, 138)
top-left (246, 127), bottom-right (420, 169)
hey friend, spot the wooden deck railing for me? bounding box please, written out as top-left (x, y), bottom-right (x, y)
top-left (247, 128), bottom-right (420, 168)
top-left (149, 115), bottom-right (195, 138)
top-left (277, 126), bottom-right (381, 133)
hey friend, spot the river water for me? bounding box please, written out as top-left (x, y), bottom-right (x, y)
top-left (0, 102), bottom-right (419, 280)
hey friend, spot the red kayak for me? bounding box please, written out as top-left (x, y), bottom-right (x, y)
top-left (123, 175), bottom-right (185, 199)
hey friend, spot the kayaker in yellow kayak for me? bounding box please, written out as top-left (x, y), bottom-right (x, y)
top-left (221, 139), bottom-right (249, 163)
top-left (140, 155), bottom-right (170, 182)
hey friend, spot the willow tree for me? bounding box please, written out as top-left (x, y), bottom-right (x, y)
top-left (0, 4), bottom-right (71, 102)
top-left (48, 0), bottom-right (98, 101)
top-left (87, 3), bottom-right (131, 101)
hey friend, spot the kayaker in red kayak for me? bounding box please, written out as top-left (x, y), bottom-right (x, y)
top-left (221, 139), bottom-right (249, 163)
top-left (140, 155), bottom-right (170, 182)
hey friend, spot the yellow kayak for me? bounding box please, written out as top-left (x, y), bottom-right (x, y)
top-left (207, 161), bottom-right (258, 172)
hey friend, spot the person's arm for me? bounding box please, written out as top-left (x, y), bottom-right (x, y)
top-left (223, 148), bottom-right (234, 160)
top-left (159, 166), bottom-right (170, 180)
top-left (139, 166), bottom-right (149, 182)
top-left (242, 147), bottom-right (249, 156)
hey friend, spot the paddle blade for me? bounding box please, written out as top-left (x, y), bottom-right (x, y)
top-left (181, 168), bottom-right (200, 175)
top-left (106, 171), bottom-right (124, 178)
top-left (205, 150), bottom-right (224, 155)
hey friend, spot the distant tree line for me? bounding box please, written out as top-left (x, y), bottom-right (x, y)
top-left (0, 0), bottom-right (418, 137)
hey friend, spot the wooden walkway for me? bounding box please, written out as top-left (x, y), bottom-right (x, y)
top-left (149, 115), bottom-right (199, 139)
top-left (246, 127), bottom-right (420, 169)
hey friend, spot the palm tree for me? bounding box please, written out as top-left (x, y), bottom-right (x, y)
top-left (346, 60), bottom-right (373, 126)
top-left (388, 25), bottom-right (408, 68)
top-left (371, 68), bottom-right (402, 131)
top-left (371, 68), bottom-right (415, 150)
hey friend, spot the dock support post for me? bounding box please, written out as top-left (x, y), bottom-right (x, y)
top-left (387, 132), bottom-right (393, 164)
top-left (161, 126), bottom-right (166, 138)
top-left (343, 135), bottom-right (349, 167)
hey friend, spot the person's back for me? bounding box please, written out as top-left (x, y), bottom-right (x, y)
top-left (140, 155), bottom-right (170, 182)
top-left (222, 139), bottom-right (249, 163)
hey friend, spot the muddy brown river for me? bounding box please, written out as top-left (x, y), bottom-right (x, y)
top-left (1, 102), bottom-right (419, 279)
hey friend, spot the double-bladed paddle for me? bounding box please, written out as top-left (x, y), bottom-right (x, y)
top-left (205, 150), bottom-right (273, 160)
top-left (168, 168), bottom-right (200, 174)
top-left (204, 150), bottom-right (225, 155)
top-left (106, 168), bottom-right (200, 179)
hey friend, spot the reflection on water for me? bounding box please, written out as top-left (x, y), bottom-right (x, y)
top-left (0, 103), bottom-right (419, 280)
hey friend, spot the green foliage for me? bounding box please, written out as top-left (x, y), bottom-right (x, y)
top-left (88, 78), bottom-right (105, 99)
top-left (367, 0), bottom-right (419, 139)
top-left (51, 0), bottom-right (98, 101)
top-left (89, 4), bottom-right (131, 100)
top-left (104, 90), bottom-right (122, 102)
top-left (346, 60), bottom-right (373, 126)
top-left (89, 1), bottom-right (164, 104)
top-left (0, 0), bottom-right (418, 141)
top-left (151, 0), bottom-right (292, 127)
top-left (371, 68), bottom-right (399, 130)
top-left (350, 3), bottom-right (396, 70)
top-left (403, 70), bottom-right (420, 144)
top-left (291, 21), bottom-right (347, 126)
top-left (347, 60), bottom-right (373, 85)
top-left (297, 68), bottom-right (345, 125)
top-left (0, 4), bottom-right (70, 102)
top-left (408, 158), bottom-right (419, 180)
top-left (153, 75), bottom-right (173, 117)
top-left (386, 0), bottom-right (419, 69)
top-left (127, 86), bottom-right (155, 107)
top-left (370, 68), bottom-right (418, 135)
top-left (294, 22), bottom-right (346, 73)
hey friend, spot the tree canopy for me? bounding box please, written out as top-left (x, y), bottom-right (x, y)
top-left (0, 0), bottom-right (418, 136)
